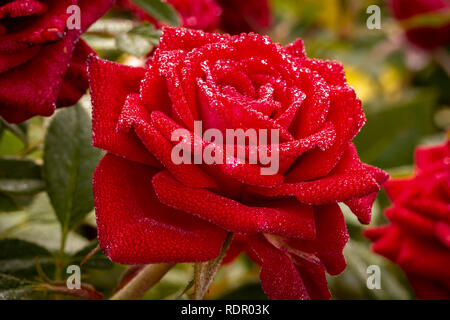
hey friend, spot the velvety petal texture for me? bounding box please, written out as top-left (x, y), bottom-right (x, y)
top-left (89, 27), bottom-right (388, 300)
top-left (0, 0), bottom-right (114, 123)
top-left (365, 140), bottom-right (450, 300)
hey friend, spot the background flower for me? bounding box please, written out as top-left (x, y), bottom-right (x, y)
top-left (389, 0), bottom-right (450, 50)
top-left (0, 0), bottom-right (114, 124)
top-left (366, 141), bottom-right (450, 299)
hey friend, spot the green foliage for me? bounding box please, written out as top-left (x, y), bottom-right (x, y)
top-left (355, 90), bottom-right (437, 168)
top-left (43, 104), bottom-right (102, 234)
top-left (0, 273), bottom-right (34, 300)
top-left (0, 239), bottom-right (53, 279)
top-left (328, 241), bottom-right (413, 300)
top-left (131, 0), bottom-right (181, 26)
top-left (116, 23), bottom-right (161, 57)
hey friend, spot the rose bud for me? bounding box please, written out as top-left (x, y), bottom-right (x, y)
top-left (366, 140), bottom-right (450, 300)
top-left (390, 0), bottom-right (450, 50)
top-left (0, 0), bottom-right (114, 123)
top-left (89, 27), bottom-right (388, 300)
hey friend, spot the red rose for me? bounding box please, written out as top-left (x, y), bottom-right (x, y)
top-left (116, 0), bottom-right (222, 32)
top-left (365, 141), bottom-right (450, 300)
top-left (390, 0), bottom-right (450, 50)
top-left (0, 0), bottom-right (113, 123)
top-left (89, 27), bottom-right (388, 300)
top-left (217, 0), bottom-right (271, 34)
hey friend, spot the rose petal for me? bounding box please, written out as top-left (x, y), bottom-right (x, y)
top-left (94, 153), bottom-right (227, 264)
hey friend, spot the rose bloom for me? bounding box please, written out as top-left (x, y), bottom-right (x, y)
top-left (89, 27), bottom-right (388, 300)
top-left (116, 0), bottom-right (222, 32)
top-left (366, 141), bottom-right (450, 300)
top-left (0, 0), bottom-right (113, 124)
top-left (390, 0), bottom-right (450, 50)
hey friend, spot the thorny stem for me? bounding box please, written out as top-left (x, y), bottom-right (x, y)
top-left (110, 263), bottom-right (175, 300)
top-left (193, 232), bottom-right (234, 300)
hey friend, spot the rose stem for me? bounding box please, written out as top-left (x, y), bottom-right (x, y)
top-left (110, 263), bottom-right (175, 300)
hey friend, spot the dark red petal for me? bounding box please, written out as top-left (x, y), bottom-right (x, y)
top-left (383, 178), bottom-right (410, 202)
top-left (152, 171), bottom-right (316, 239)
top-left (295, 259), bottom-right (331, 300)
top-left (397, 236), bottom-right (450, 280)
top-left (344, 192), bottom-right (378, 224)
top-left (385, 206), bottom-right (435, 239)
top-left (0, 46), bottom-right (41, 73)
top-left (118, 98), bottom-right (218, 189)
top-left (415, 143), bottom-right (447, 172)
top-left (285, 39), bottom-right (307, 60)
top-left (78, 0), bottom-right (115, 32)
top-left (88, 56), bottom-right (159, 166)
top-left (57, 39), bottom-right (93, 107)
top-left (435, 222), bottom-right (450, 248)
top-left (407, 274), bottom-right (450, 300)
top-left (0, 30), bottom-right (80, 123)
top-left (158, 26), bottom-right (227, 52)
top-left (94, 153), bottom-right (227, 264)
top-left (248, 235), bottom-right (310, 300)
top-left (312, 204), bottom-right (349, 275)
top-left (288, 85), bottom-right (365, 181)
top-left (371, 226), bottom-right (403, 261)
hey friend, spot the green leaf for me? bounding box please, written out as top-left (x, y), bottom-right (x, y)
top-left (328, 240), bottom-right (413, 300)
top-left (43, 104), bottom-right (102, 233)
top-left (116, 23), bottom-right (161, 57)
top-left (0, 158), bottom-right (43, 196)
top-left (355, 90), bottom-right (437, 168)
top-left (0, 179), bottom-right (44, 195)
top-left (0, 194), bottom-right (19, 212)
top-left (0, 239), bottom-right (54, 279)
top-left (0, 158), bottom-right (42, 180)
top-left (0, 118), bottom-right (28, 148)
top-left (131, 0), bottom-right (181, 26)
top-left (0, 273), bottom-right (34, 300)
top-left (0, 193), bottom-right (89, 253)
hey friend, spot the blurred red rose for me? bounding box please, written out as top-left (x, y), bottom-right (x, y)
top-left (0, 0), bottom-right (113, 124)
top-left (217, 0), bottom-right (271, 34)
top-left (366, 140), bottom-right (450, 300)
top-left (390, 0), bottom-right (450, 50)
top-left (89, 27), bottom-right (388, 300)
top-left (116, 0), bottom-right (222, 32)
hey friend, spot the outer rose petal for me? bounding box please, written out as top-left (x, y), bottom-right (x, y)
top-left (152, 171), bottom-right (316, 239)
top-left (57, 39), bottom-right (94, 107)
top-left (94, 153), bottom-right (227, 264)
top-left (88, 56), bottom-right (160, 166)
top-left (289, 204), bottom-right (349, 275)
top-left (248, 235), bottom-right (310, 300)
